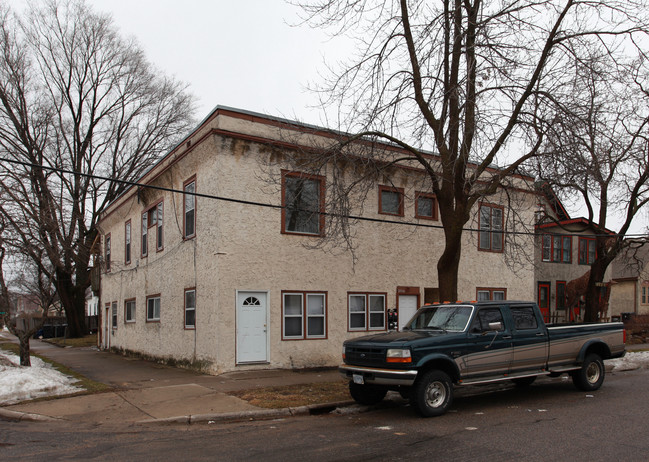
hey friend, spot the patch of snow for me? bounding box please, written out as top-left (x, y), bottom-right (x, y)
top-left (607, 351), bottom-right (649, 372)
top-left (0, 351), bottom-right (83, 405)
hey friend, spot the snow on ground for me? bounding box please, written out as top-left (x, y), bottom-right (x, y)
top-left (607, 350), bottom-right (649, 372)
top-left (0, 351), bottom-right (84, 405)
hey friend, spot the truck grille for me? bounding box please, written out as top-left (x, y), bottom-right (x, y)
top-left (346, 346), bottom-right (385, 366)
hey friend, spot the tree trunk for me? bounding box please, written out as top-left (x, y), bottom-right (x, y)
top-left (583, 259), bottom-right (608, 323)
top-left (18, 332), bottom-right (31, 367)
top-left (56, 269), bottom-right (87, 338)
top-left (437, 215), bottom-right (464, 302)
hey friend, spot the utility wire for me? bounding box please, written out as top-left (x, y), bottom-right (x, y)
top-left (1, 156), bottom-right (647, 239)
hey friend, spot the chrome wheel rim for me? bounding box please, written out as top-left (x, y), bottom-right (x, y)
top-left (424, 380), bottom-right (446, 408)
top-left (586, 362), bottom-right (601, 384)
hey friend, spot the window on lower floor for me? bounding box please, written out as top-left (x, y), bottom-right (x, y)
top-left (348, 293), bottom-right (386, 331)
top-left (476, 288), bottom-right (506, 301)
top-left (185, 289), bottom-right (196, 329)
top-left (282, 291), bottom-right (327, 339)
top-left (146, 295), bottom-right (161, 322)
top-left (111, 301), bottom-right (117, 329)
top-left (642, 283), bottom-right (649, 305)
top-left (124, 299), bottom-right (136, 323)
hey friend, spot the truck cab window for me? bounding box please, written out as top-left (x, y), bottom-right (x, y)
top-left (471, 308), bottom-right (505, 332)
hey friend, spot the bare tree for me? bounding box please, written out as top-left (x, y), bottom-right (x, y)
top-left (536, 55), bottom-right (649, 322)
top-left (288, 0), bottom-right (649, 300)
top-left (0, 0), bottom-right (195, 336)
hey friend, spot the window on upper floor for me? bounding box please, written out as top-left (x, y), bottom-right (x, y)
top-left (105, 234), bottom-right (111, 272)
top-left (348, 293), bottom-right (386, 331)
top-left (184, 178), bottom-right (196, 239)
top-left (542, 234), bottom-right (572, 263)
top-left (378, 185), bottom-right (404, 216)
top-left (415, 192), bottom-right (438, 220)
top-left (281, 171), bottom-right (325, 236)
top-left (478, 203), bottom-right (503, 252)
top-left (578, 237), bottom-right (596, 265)
top-left (282, 291), bottom-right (327, 340)
top-left (125, 220), bottom-right (131, 264)
top-left (142, 200), bottom-right (163, 253)
top-left (141, 211), bottom-right (148, 257)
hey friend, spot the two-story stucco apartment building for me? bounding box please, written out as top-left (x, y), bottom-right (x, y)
top-left (98, 106), bottom-right (539, 374)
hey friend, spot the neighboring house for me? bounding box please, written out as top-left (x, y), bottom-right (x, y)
top-left (13, 293), bottom-right (42, 316)
top-left (98, 106), bottom-right (539, 374)
top-left (609, 244), bottom-right (649, 318)
top-left (534, 185), bottom-right (614, 322)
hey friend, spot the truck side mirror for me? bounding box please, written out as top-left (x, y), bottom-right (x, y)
top-left (488, 322), bottom-right (503, 331)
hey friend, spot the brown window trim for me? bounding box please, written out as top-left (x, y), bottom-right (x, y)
top-left (146, 294), bottom-right (161, 323)
top-left (347, 291), bottom-right (388, 332)
top-left (183, 176), bottom-right (197, 240)
top-left (476, 287), bottom-right (507, 301)
top-left (378, 185), bottom-right (404, 216)
top-left (281, 170), bottom-right (326, 237)
top-left (281, 290), bottom-right (328, 340)
top-left (478, 202), bottom-right (505, 253)
top-left (143, 199), bottom-right (164, 253)
top-left (415, 192), bottom-right (438, 220)
top-left (184, 287), bottom-right (196, 330)
top-left (124, 298), bottom-right (136, 323)
top-left (105, 233), bottom-right (111, 273)
top-left (125, 220), bottom-right (132, 265)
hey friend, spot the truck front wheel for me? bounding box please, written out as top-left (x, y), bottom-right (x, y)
top-left (348, 382), bottom-right (387, 405)
top-left (411, 370), bottom-right (453, 417)
top-left (572, 353), bottom-right (605, 391)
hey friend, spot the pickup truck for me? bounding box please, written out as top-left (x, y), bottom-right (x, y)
top-left (339, 300), bottom-right (626, 417)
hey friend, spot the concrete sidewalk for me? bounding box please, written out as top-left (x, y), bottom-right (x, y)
top-left (0, 338), bottom-right (350, 425)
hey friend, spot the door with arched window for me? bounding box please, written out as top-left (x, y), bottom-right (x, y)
top-left (236, 291), bottom-right (269, 364)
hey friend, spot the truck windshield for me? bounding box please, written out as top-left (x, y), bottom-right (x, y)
top-left (406, 305), bottom-right (473, 332)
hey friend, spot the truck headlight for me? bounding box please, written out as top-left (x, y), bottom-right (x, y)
top-left (386, 348), bottom-right (412, 363)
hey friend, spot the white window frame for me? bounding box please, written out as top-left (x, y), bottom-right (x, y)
top-left (282, 291), bottom-right (326, 340)
top-left (124, 299), bottom-right (136, 323)
top-left (348, 293), bottom-right (386, 332)
top-left (184, 289), bottom-right (196, 329)
top-left (146, 295), bottom-right (161, 322)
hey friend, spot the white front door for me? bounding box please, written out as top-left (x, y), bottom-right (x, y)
top-left (236, 291), bottom-right (269, 364)
top-left (398, 295), bottom-right (419, 331)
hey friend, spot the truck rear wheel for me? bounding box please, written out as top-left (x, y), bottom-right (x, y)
top-left (348, 382), bottom-right (387, 405)
top-left (411, 370), bottom-right (453, 417)
top-left (572, 353), bottom-right (605, 391)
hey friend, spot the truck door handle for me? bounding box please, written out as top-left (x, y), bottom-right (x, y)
top-left (502, 335), bottom-right (512, 339)
top-left (535, 333), bottom-right (545, 337)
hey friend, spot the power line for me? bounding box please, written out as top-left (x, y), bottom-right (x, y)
top-left (0, 156), bottom-right (646, 239)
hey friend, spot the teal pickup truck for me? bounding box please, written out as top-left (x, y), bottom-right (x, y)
top-left (340, 300), bottom-right (626, 417)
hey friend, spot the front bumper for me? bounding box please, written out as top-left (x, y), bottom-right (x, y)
top-left (339, 364), bottom-right (418, 387)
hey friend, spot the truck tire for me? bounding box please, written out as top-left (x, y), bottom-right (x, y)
top-left (572, 353), bottom-right (605, 391)
top-left (411, 370), bottom-right (453, 417)
top-left (349, 382), bottom-right (387, 405)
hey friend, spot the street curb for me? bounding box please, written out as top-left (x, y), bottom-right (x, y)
top-left (0, 407), bottom-right (63, 423)
top-left (137, 400), bottom-right (357, 425)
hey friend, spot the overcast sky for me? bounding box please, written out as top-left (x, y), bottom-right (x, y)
top-left (9, 1), bottom-right (648, 233)
top-left (16, 0), bottom-right (348, 124)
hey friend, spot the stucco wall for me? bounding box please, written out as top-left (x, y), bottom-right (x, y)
top-left (99, 110), bottom-right (538, 373)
